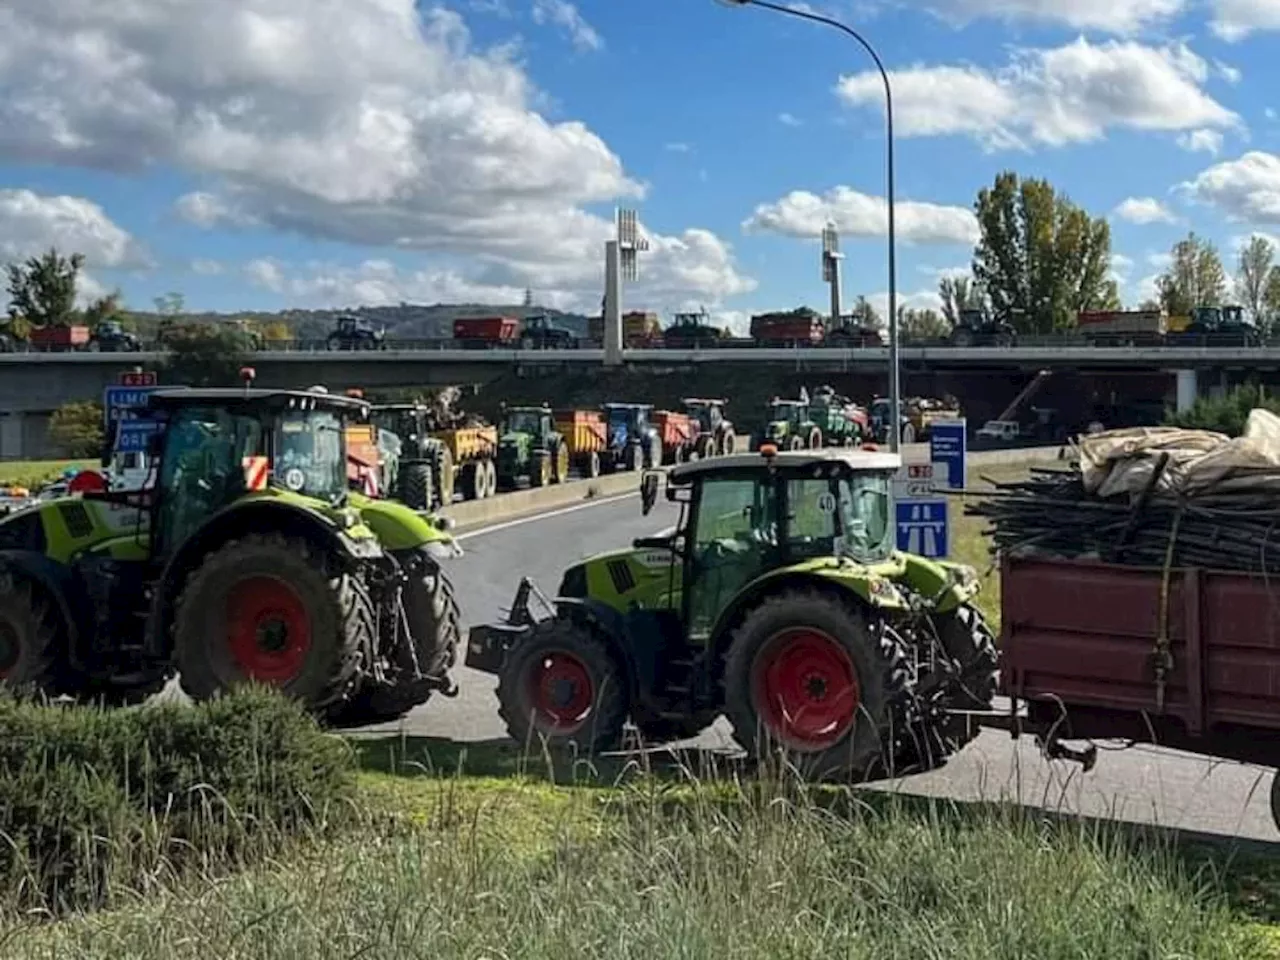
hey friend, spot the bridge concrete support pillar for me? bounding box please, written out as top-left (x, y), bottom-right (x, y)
top-left (0, 411), bottom-right (25, 460)
top-left (603, 240), bottom-right (622, 367)
top-left (1175, 369), bottom-right (1198, 413)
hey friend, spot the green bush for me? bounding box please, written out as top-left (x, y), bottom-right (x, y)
top-left (1165, 383), bottom-right (1280, 436)
top-left (0, 686), bottom-right (355, 918)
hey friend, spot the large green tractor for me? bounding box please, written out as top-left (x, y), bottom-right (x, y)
top-left (760, 398), bottom-right (820, 451)
top-left (0, 384), bottom-right (462, 727)
top-left (466, 446), bottom-right (996, 779)
top-left (369, 402), bottom-right (455, 510)
top-left (496, 404), bottom-right (570, 490)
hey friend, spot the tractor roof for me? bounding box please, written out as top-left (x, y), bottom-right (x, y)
top-left (603, 402), bottom-right (652, 410)
top-left (148, 387), bottom-right (370, 416)
top-left (505, 404), bottom-right (550, 412)
top-left (668, 447), bottom-right (901, 484)
top-left (683, 397), bottom-right (727, 406)
top-left (371, 402), bottom-right (425, 412)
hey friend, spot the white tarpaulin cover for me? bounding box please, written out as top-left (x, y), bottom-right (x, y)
top-left (1078, 409), bottom-right (1280, 500)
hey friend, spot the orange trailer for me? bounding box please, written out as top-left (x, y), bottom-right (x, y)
top-left (653, 410), bottom-right (697, 464)
top-left (554, 409), bottom-right (608, 478)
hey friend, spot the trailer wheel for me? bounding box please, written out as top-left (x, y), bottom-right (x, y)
top-left (431, 446), bottom-right (454, 507)
top-left (459, 463), bottom-right (480, 501)
top-left (579, 450), bottom-right (600, 478)
top-left (481, 459), bottom-right (497, 498)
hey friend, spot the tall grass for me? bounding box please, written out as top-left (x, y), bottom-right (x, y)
top-left (10, 759), bottom-right (1266, 959)
top-left (0, 686), bottom-right (355, 921)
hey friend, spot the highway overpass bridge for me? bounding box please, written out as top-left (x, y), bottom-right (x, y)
top-left (2, 345), bottom-right (1271, 458)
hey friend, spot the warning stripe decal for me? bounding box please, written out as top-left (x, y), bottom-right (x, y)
top-left (242, 456), bottom-right (269, 491)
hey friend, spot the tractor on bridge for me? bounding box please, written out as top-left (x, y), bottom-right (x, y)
top-left (466, 444), bottom-right (996, 778)
top-left (0, 379), bottom-right (462, 726)
top-left (327, 315), bottom-right (386, 351)
top-left (948, 307), bottom-right (1018, 347)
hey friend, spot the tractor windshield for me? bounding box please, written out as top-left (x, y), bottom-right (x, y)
top-left (786, 472), bottom-right (893, 563)
top-left (274, 410), bottom-right (347, 502)
top-left (372, 408), bottom-right (416, 439)
top-left (504, 410), bottom-right (542, 434)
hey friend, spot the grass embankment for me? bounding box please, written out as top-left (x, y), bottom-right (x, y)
top-left (7, 459), bottom-right (1280, 956)
top-left (0, 459), bottom-right (94, 489)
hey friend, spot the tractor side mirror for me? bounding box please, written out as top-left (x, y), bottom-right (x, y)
top-left (640, 471), bottom-right (660, 515)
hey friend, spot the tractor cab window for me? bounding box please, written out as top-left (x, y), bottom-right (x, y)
top-left (156, 406), bottom-right (264, 554)
top-left (786, 473), bottom-right (893, 563)
top-left (505, 410), bottom-right (542, 434)
top-left (686, 476), bottom-right (778, 638)
top-left (273, 410), bottom-right (346, 501)
top-left (372, 408), bottom-right (415, 439)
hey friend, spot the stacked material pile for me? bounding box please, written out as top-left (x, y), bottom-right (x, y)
top-left (966, 409), bottom-right (1280, 574)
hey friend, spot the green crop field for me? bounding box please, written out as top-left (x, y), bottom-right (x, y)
top-left (5, 460), bottom-right (1280, 957)
top-left (0, 458), bottom-right (95, 489)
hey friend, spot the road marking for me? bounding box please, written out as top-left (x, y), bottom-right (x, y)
top-left (456, 491), bottom-right (640, 541)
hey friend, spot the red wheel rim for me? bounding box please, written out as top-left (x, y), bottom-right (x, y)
top-left (225, 576), bottom-right (312, 684)
top-left (527, 651), bottom-right (594, 732)
top-left (752, 627), bottom-right (859, 751)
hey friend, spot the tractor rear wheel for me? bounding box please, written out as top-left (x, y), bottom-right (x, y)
top-left (325, 550), bottom-right (461, 727)
top-left (724, 589), bottom-right (909, 780)
top-left (647, 435), bottom-right (662, 469)
top-left (174, 534), bottom-right (367, 712)
top-left (625, 443), bottom-right (642, 472)
top-left (398, 462), bottom-right (433, 510)
top-left (551, 443), bottom-right (569, 484)
top-left (807, 427), bottom-right (823, 449)
top-left (497, 617), bottom-right (628, 753)
top-left (698, 435), bottom-right (716, 459)
top-left (532, 451), bottom-right (551, 487)
top-left (914, 604), bottom-right (998, 760)
top-left (0, 572), bottom-right (63, 695)
top-left (720, 431), bottom-right (737, 456)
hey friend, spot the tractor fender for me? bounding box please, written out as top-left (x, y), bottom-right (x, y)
top-left (705, 566), bottom-right (908, 666)
top-left (896, 553), bottom-right (980, 614)
top-left (144, 499), bottom-right (379, 659)
top-left (0, 549), bottom-right (90, 669)
top-left (349, 492), bottom-right (455, 552)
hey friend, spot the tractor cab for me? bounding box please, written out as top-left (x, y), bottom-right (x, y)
top-left (765, 399), bottom-right (811, 448)
top-left (683, 397), bottom-right (725, 432)
top-left (502, 405), bottom-right (553, 437)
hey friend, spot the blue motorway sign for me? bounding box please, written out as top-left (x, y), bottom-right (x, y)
top-left (103, 385), bottom-right (156, 424)
top-left (929, 418), bottom-right (967, 491)
top-left (114, 419), bottom-right (161, 453)
top-left (896, 498), bottom-right (949, 558)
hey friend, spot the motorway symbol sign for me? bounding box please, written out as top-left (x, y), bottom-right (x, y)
top-left (930, 418), bottom-right (967, 491)
top-left (896, 498), bottom-right (949, 558)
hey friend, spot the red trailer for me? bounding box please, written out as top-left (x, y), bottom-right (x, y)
top-left (29, 324), bottom-right (90, 352)
top-left (989, 552), bottom-right (1280, 826)
top-left (454, 316), bottom-right (519, 348)
top-left (750, 311), bottom-right (825, 347)
top-left (653, 410), bottom-right (697, 464)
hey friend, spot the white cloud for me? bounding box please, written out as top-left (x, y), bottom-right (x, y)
top-left (665, 142), bottom-right (691, 153)
top-left (743, 186), bottom-right (979, 245)
top-left (836, 38), bottom-right (1239, 151)
top-left (1211, 0), bottom-right (1280, 40)
top-left (0, 3), bottom-right (746, 311)
top-left (1178, 129), bottom-right (1224, 155)
top-left (245, 258), bottom-right (286, 294)
top-left (922, 0), bottom-right (1184, 33)
top-left (0, 188), bottom-right (146, 267)
top-left (1214, 60), bottom-right (1243, 83)
top-left (713, 310), bottom-right (751, 336)
top-left (1229, 230), bottom-right (1280, 252)
top-left (531, 0), bottom-right (602, 51)
top-left (778, 112), bottom-right (802, 127)
top-left (1133, 273), bottom-right (1161, 303)
top-left (1148, 251), bottom-right (1173, 268)
top-left (190, 258), bottom-right (225, 275)
top-left (1112, 197), bottom-right (1177, 224)
top-left (917, 264), bottom-right (971, 282)
top-left (866, 289), bottom-right (946, 319)
top-left (1110, 252), bottom-right (1135, 281)
top-left (1180, 151), bottom-right (1280, 223)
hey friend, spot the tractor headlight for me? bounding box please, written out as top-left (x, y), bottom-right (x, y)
top-left (424, 538), bottom-right (464, 561)
top-left (338, 508), bottom-right (359, 529)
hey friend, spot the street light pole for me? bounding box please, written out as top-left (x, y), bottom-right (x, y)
top-left (720, 0), bottom-right (900, 451)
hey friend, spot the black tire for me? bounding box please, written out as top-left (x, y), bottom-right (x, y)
top-left (0, 571), bottom-right (63, 695)
top-left (551, 442), bottom-right (569, 484)
top-left (723, 589), bottom-right (910, 781)
top-left (916, 604), bottom-right (998, 757)
top-left (174, 533), bottom-right (369, 711)
top-left (326, 337), bottom-right (342, 351)
top-left (901, 423), bottom-right (916, 445)
top-left (433, 445), bottom-right (455, 508)
top-left (398, 462), bottom-right (433, 510)
top-left (497, 617), bottom-right (628, 753)
top-left (787, 435), bottom-right (804, 451)
top-left (531, 451), bottom-right (551, 488)
top-left (460, 462), bottom-right (480, 501)
top-left (325, 551), bottom-right (461, 727)
top-left (482, 459), bottom-right (497, 498)
top-left (578, 450), bottom-right (601, 479)
top-left (625, 443), bottom-right (642, 472)
top-left (698, 435), bottom-right (716, 459)
top-left (721, 431), bottom-right (737, 456)
top-left (1271, 771), bottom-right (1280, 833)
top-left (806, 427), bottom-right (822, 449)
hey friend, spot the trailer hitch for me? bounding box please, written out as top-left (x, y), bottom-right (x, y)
top-left (1043, 738), bottom-right (1098, 772)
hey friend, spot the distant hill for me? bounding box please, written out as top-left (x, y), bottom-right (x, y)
top-left (123, 303), bottom-right (596, 340)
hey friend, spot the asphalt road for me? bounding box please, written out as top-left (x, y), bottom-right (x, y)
top-left (362, 480), bottom-right (1280, 845)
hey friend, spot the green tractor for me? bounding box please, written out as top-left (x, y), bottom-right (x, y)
top-left (369, 402), bottom-right (455, 510)
top-left (466, 446), bottom-right (997, 779)
top-left (496, 404), bottom-right (571, 490)
top-left (0, 382), bottom-right (462, 726)
top-left (760, 397), bottom-right (821, 451)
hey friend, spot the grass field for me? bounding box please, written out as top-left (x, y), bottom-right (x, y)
top-left (5, 457), bottom-right (1280, 957)
top-left (0, 458), bottom-right (95, 489)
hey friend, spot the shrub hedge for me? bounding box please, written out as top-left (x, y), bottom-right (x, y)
top-left (1165, 383), bottom-right (1280, 436)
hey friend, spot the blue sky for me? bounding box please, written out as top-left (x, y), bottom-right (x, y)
top-left (1, 0), bottom-right (1279, 328)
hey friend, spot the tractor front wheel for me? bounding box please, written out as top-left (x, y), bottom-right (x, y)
top-left (551, 444), bottom-right (569, 484)
top-left (787, 435), bottom-right (804, 451)
top-left (497, 618), bottom-right (628, 753)
top-left (398, 462), bottom-right (433, 511)
top-left (0, 573), bottom-right (63, 695)
top-left (532, 451), bottom-right (551, 487)
top-left (724, 590), bottom-right (908, 780)
top-left (174, 534), bottom-right (367, 712)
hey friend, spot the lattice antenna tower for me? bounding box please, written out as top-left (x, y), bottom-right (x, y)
top-left (821, 221), bottom-right (844, 328)
top-left (617, 208), bottom-right (650, 282)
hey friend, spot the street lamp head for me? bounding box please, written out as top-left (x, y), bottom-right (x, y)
top-left (714, 0), bottom-right (751, 6)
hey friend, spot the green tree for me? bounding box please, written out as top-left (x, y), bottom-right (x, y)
top-left (899, 307), bottom-right (949, 340)
top-left (848, 295), bottom-right (882, 329)
top-left (938, 274), bottom-right (986, 326)
top-left (1236, 235), bottom-right (1273, 326)
top-left (972, 171), bottom-right (1118, 334)
top-left (1265, 269), bottom-right (1280, 330)
top-left (164, 322), bottom-right (251, 386)
top-left (1156, 232), bottom-right (1227, 316)
top-left (47, 400), bottom-right (105, 459)
top-left (6, 249), bottom-right (84, 328)
top-left (81, 291), bottom-right (129, 331)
